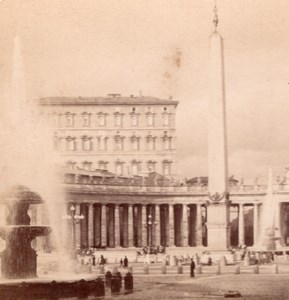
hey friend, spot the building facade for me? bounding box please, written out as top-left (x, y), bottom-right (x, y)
top-left (39, 94), bottom-right (178, 178)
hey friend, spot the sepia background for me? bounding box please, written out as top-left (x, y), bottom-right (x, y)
top-left (0, 0), bottom-right (288, 180)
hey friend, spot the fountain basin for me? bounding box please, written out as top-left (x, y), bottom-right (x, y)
top-left (0, 275), bottom-right (105, 299)
top-left (0, 185), bottom-right (51, 279)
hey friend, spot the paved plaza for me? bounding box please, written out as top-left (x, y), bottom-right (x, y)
top-left (101, 262), bottom-right (289, 299)
top-left (33, 252), bottom-right (289, 299)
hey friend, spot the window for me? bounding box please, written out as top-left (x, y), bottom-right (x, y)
top-left (52, 112), bottom-right (61, 127)
top-left (98, 113), bottom-right (107, 127)
top-left (53, 134), bottom-right (60, 150)
top-left (65, 112), bottom-right (75, 127)
top-left (131, 113), bottom-right (138, 127)
top-left (114, 133), bottom-right (124, 151)
top-left (99, 161), bottom-right (108, 170)
top-left (147, 160), bottom-right (156, 173)
top-left (115, 161), bottom-right (124, 175)
top-left (162, 160), bottom-right (172, 175)
top-left (66, 161), bottom-right (76, 170)
top-left (114, 112), bottom-right (123, 127)
top-left (82, 136), bottom-right (92, 151)
top-left (82, 112), bottom-right (91, 127)
top-left (146, 113), bottom-right (154, 127)
top-left (82, 161), bottom-right (92, 171)
top-left (97, 136), bottom-right (108, 151)
top-left (131, 160), bottom-right (141, 175)
top-left (162, 113), bottom-right (170, 126)
top-left (131, 135), bottom-right (140, 151)
top-left (66, 136), bottom-right (76, 151)
top-left (162, 131), bottom-right (171, 150)
top-left (146, 134), bottom-right (156, 150)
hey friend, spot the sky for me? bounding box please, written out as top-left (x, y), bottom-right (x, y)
top-left (0, 0), bottom-right (289, 182)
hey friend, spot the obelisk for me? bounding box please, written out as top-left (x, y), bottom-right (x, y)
top-left (206, 4), bottom-right (230, 249)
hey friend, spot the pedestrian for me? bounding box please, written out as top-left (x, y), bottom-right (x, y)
top-left (92, 255), bottom-right (96, 266)
top-left (124, 256), bottom-right (128, 268)
top-left (120, 258), bottom-right (123, 267)
top-left (190, 258), bottom-right (195, 278)
top-left (100, 254), bottom-right (105, 265)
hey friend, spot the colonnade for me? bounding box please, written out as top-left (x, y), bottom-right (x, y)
top-left (237, 203), bottom-right (260, 246)
top-left (70, 203), bottom-right (204, 249)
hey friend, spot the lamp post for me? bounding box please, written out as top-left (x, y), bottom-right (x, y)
top-left (62, 204), bottom-right (84, 259)
top-left (143, 208), bottom-right (157, 254)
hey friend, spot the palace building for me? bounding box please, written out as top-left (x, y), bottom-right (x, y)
top-left (39, 94), bottom-right (178, 178)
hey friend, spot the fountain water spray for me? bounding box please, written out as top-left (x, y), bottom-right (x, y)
top-left (0, 36), bottom-right (69, 276)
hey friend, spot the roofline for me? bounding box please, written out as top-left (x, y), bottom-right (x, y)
top-left (38, 96), bottom-right (179, 106)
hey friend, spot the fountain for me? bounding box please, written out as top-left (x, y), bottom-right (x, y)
top-left (0, 185), bottom-right (51, 279)
top-left (255, 169), bottom-right (281, 251)
top-left (0, 36), bottom-right (105, 298)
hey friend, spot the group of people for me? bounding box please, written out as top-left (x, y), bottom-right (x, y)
top-left (76, 248), bottom-right (107, 266)
top-left (243, 251), bottom-right (274, 265)
top-left (137, 245), bottom-right (166, 256)
top-left (119, 256), bottom-right (129, 268)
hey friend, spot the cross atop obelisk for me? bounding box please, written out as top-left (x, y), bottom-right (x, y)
top-left (206, 1), bottom-right (231, 249)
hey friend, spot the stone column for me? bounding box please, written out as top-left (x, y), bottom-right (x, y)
top-left (275, 202), bottom-right (282, 246)
top-left (101, 204), bottom-right (107, 247)
top-left (142, 205), bottom-right (147, 246)
top-left (253, 203), bottom-right (259, 245)
top-left (275, 202), bottom-right (281, 231)
top-left (238, 204), bottom-right (245, 246)
top-left (88, 204), bottom-right (94, 247)
top-left (128, 204), bottom-right (134, 247)
top-left (169, 204), bottom-right (174, 247)
top-left (196, 204), bottom-right (203, 247)
top-left (155, 204), bottom-right (161, 246)
top-left (75, 204), bottom-right (81, 248)
top-left (0, 205), bottom-right (6, 250)
top-left (115, 204), bottom-right (120, 247)
top-left (182, 204), bottom-right (188, 246)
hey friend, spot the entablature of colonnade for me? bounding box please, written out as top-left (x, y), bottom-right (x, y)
top-left (63, 183), bottom-right (274, 196)
top-left (229, 194), bottom-right (264, 205)
top-left (65, 191), bottom-right (208, 205)
top-left (63, 183), bottom-right (289, 205)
